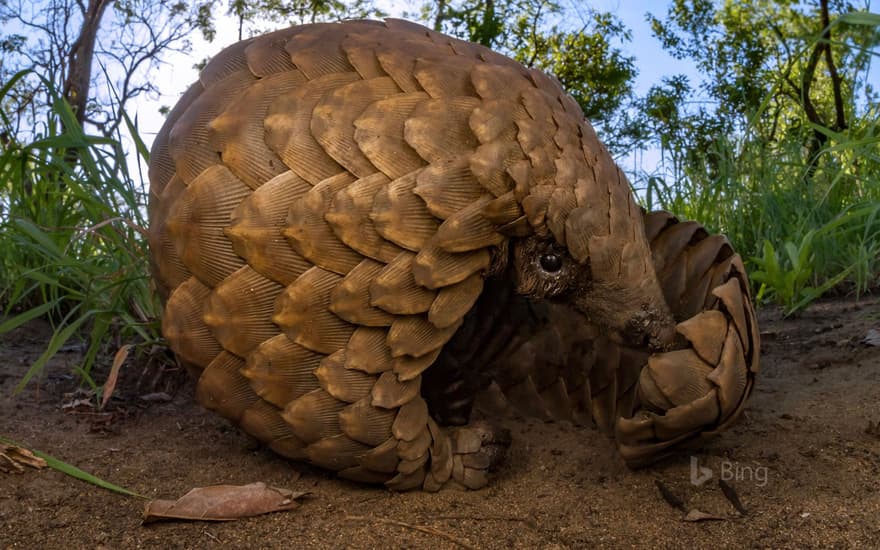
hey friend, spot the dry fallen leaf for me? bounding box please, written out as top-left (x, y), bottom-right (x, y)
top-left (683, 509), bottom-right (726, 522)
top-left (101, 344), bottom-right (131, 409)
top-left (0, 445), bottom-right (48, 473)
top-left (864, 329), bottom-right (880, 347)
top-left (142, 482), bottom-right (308, 523)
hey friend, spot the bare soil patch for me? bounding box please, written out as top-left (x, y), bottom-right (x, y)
top-left (2, 297), bottom-right (879, 549)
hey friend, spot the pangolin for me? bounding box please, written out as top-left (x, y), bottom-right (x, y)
top-left (148, 19), bottom-right (759, 490)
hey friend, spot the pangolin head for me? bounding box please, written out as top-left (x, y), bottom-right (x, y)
top-left (502, 167), bottom-right (677, 352)
top-left (508, 233), bottom-right (675, 351)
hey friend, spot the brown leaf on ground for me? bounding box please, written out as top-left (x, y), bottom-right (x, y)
top-left (0, 445), bottom-right (48, 473)
top-left (142, 482), bottom-right (308, 524)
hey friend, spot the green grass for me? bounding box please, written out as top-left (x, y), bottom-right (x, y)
top-left (0, 72), bottom-right (162, 395)
top-left (641, 124), bottom-right (880, 313)
top-left (636, 13), bottom-right (880, 315)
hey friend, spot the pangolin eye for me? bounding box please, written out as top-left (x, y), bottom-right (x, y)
top-left (539, 253), bottom-right (563, 273)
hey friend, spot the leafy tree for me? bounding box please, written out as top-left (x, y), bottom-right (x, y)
top-left (632, 0), bottom-right (880, 307)
top-left (206, 0), bottom-right (384, 42)
top-left (641, 0), bottom-right (879, 181)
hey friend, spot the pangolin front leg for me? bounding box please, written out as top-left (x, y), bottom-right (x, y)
top-left (148, 19), bottom-right (758, 491)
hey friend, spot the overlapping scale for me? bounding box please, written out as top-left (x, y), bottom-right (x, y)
top-left (353, 93), bottom-right (427, 179)
top-left (241, 334), bottom-right (323, 409)
top-left (207, 69), bottom-right (307, 189)
top-left (226, 170), bottom-right (313, 286)
top-left (169, 69), bottom-right (256, 185)
top-left (162, 276), bottom-right (223, 369)
top-left (282, 388), bottom-right (346, 444)
top-left (239, 400), bottom-right (307, 460)
top-left (196, 352), bottom-right (257, 422)
top-left (264, 72), bottom-right (360, 184)
top-left (306, 434), bottom-right (371, 471)
top-left (163, 165), bottom-right (250, 287)
top-left (412, 240), bottom-right (490, 289)
top-left (370, 169), bottom-right (438, 251)
top-left (369, 252), bottom-right (437, 315)
top-left (428, 274), bottom-right (484, 329)
top-left (148, 175), bottom-right (191, 298)
top-left (311, 77), bottom-right (403, 177)
top-left (315, 350), bottom-right (377, 403)
top-left (344, 327), bottom-right (394, 374)
top-left (274, 267), bottom-right (355, 354)
top-left (149, 82), bottom-right (203, 198)
top-left (242, 26), bottom-right (300, 77)
top-left (329, 258), bottom-right (396, 326)
top-left (404, 97), bottom-right (480, 163)
top-left (284, 24), bottom-right (356, 79)
top-left (339, 396), bottom-right (396, 446)
top-left (413, 158), bottom-right (485, 220)
top-left (325, 173), bottom-right (404, 263)
top-left (283, 173), bottom-right (362, 274)
top-left (203, 266), bottom-right (283, 357)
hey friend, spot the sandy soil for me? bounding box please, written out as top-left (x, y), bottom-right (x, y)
top-left (2, 297), bottom-right (879, 549)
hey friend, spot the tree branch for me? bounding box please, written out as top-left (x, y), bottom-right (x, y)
top-left (800, 21), bottom-right (825, 134)
top-left (819, 0), bottom-right (847, 131)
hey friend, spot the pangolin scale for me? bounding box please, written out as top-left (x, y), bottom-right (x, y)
top-left (149, 19), bottom-right (760, 490)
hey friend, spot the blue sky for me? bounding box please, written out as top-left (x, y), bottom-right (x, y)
top-left (591, 0), bottom-right (701, 95)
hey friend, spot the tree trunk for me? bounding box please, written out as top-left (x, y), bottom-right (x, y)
top-left (63, 0), bottom-right (112, 130)
top-left (800, 0), bottom-right (847, 176)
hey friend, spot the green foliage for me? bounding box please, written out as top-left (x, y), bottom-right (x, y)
top-left (751, 230), bottom-right (853, 315)
top-left (207, 0), bottom-right (385, 40)
top-left (637, 1), bottom-right (880, 312)
top-left (0, 73), bottom-right (161, 392)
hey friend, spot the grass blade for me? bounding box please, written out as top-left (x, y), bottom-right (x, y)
top-left (0, 299), bottom-right (62, 333)
top-left (0, 436), bottom-right (144, 498)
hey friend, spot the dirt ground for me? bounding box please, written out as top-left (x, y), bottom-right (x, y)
top-left (1, 296), bottom-right (879, 549)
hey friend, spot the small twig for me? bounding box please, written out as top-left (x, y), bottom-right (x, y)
top-left (654, 479), bottom-right (687, 512)
top-left (433, 514), bottom-right (531, 524)
top-left (202, 529), bottom-right (221, 543)
top-left (345, 515), bottom-right (474, 549)
top-left (718, 479), bottom-right (748, 516)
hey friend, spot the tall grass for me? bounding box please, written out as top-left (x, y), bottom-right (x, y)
top-left (0, 71), bottom-right (161, 393)
top-left (637, 13), bottom-right (880, 314)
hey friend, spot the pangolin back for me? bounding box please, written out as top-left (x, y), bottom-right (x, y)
top-left (149, 19), bottom-right (759, 489)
